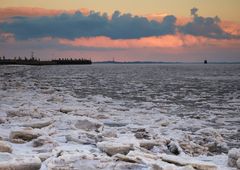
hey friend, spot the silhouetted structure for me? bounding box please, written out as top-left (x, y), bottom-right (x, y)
top-left (0, 57), bottom-right (92, 65)
top-left (52, 58), bottom-right (92, 65)
top-left (204, 60), bottom-right (208, 64)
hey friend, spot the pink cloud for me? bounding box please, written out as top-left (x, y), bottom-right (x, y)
top-left (220, 21), bottom-right (240, 36)
top-left (58, 34), bottom-right (227, 49)
top-left (1, 35), bottom-right (240, 62)
top-left (0, 31), bottom-right (15, 42)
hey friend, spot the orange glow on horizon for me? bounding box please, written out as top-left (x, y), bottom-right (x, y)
top-left (58, 34), bottom-right (240, 49)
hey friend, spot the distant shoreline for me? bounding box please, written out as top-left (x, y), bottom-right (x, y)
top-left (1, 60), bottom-right (240, 65)
top-left (93, 61), bottom-right (240, 64)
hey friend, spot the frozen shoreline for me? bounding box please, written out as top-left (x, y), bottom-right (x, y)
top-left (0, 65), bottom-right (239, 169)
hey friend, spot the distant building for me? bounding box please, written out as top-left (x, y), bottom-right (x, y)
top-left (204, 60), bottom-right (208, 64)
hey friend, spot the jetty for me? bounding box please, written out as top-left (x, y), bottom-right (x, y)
top-left (0, 56), bottom-right (92, 65)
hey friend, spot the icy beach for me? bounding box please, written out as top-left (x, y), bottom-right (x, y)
top-left (0, 64), bottom-right (239, 170)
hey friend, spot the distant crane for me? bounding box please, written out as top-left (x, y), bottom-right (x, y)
top-left (31, 51), bottom-right (35, 60)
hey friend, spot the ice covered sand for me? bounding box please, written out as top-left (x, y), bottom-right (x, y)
top-left (0, 64), bottom-right (239, 170)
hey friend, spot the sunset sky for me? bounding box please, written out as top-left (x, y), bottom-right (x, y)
top-left (0, 0), bottom-right (240, 62)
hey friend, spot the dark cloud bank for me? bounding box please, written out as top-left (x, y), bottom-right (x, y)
top-left (181, 8), bottom-right (230, 39)
top-left (0, 8), bottom-right (237, 40)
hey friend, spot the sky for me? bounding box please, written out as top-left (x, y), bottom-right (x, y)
top-left (0, 0), bottom-right (240, 62)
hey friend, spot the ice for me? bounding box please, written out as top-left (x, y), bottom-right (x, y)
top-left (0, 64), bottom-right (239, 169)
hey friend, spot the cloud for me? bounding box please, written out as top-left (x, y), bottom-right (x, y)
top-left (0, 31), bottom-right (15, 42)
top-left (1, 33), bottom-right (240, 62)
top-left (59, 34), bottom-right (240, 50)
top-left (58, 34), bottom-right (208, 48)
top-left (191, 7), bottom-right (198, 17)
top-left (180, 8), bottom-right (234, 39)
top-left (0, 8), bottom-right (238, 41)
top-left (0, 10), bottom-right (177, 40)
top-left (221, 21), bottom-right (240, 36)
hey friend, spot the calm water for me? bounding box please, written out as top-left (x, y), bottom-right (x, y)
top-left (1, 64), bottom-right (240, 146)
